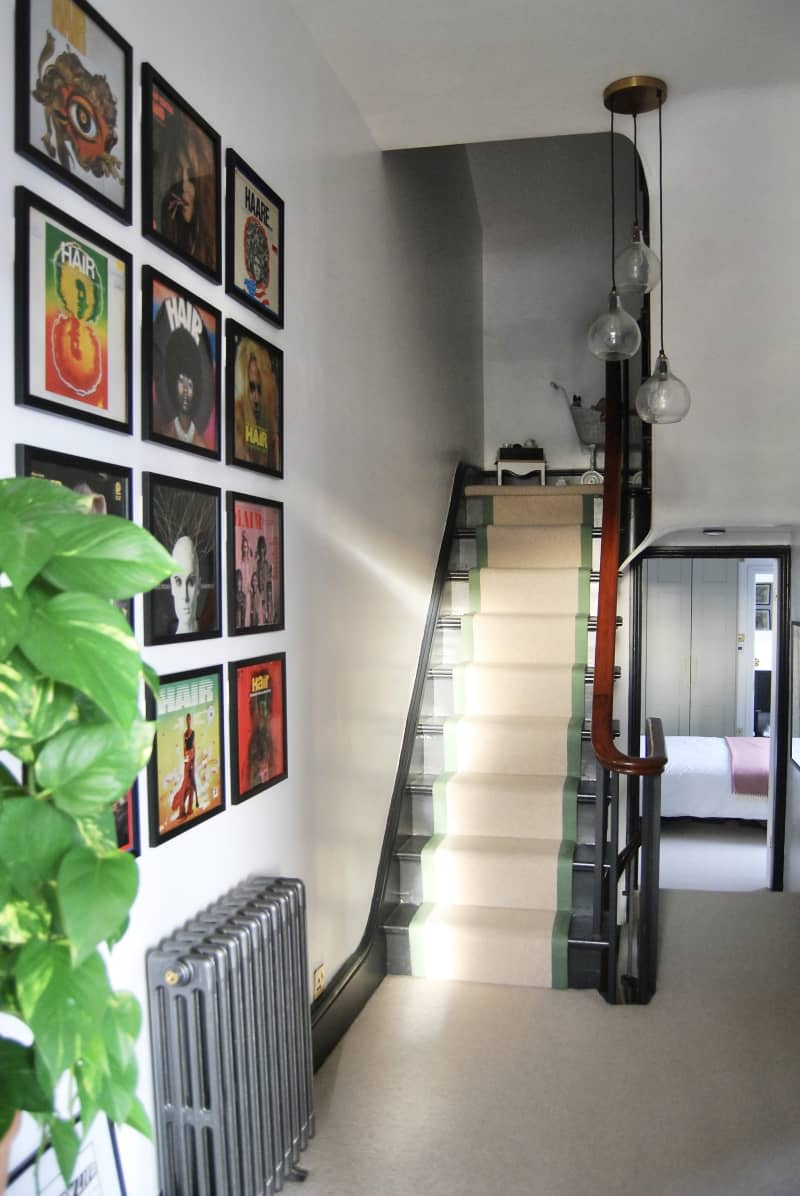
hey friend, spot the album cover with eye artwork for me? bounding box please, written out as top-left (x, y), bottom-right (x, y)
top-left (16, 0), bottom-right (132, 222)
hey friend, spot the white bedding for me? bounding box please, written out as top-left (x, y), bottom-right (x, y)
top-left (641, 735), bottom-right (769, 821)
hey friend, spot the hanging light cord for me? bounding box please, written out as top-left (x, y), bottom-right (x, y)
top-left (657, 89), bottom-right (664, 354)
top-left (632, 113), bottom-right (639, 228)
top-left (610, 107), bottom-right (617, 289)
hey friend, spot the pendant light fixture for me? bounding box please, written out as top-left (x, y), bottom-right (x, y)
top-left (615, 113), bottom-right (661, 295)
top-left (633, 82), bottom-right (691, 424)
top-left (587, 102), bottom-right (641, 361)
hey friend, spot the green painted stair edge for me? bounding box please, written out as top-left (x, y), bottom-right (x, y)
top-left (551, 909), bottom-right (571, 989)
top-left (475, 525), bottom-right (489, 568)
top-left (562, 775), bottom-right (578, 842)
top-left (432, 773), bottom-right (453, 834)
top-left (574, 613), bottom-right (589, 667)
top-left (580, 523), bottom-right (593, 569)
top-left (582, 494), bottom-right (595, 528)
top-left (409, 902), bottom-right (434, 977)
top-left (420, 833), bottom-right (445, 902)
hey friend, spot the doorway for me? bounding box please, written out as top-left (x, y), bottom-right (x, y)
top-left (639, 546), bottom-right (789, 892)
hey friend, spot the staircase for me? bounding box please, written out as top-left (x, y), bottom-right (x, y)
top-left (383, 481), bottom-right (610, 990)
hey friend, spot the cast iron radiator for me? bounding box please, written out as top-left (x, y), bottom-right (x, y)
top-left (146, 876), bottom-right (315, 1195)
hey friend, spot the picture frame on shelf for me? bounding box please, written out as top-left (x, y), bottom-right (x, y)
top-left (143, 472), bottom-right (221, 646)
top-left (228, 653), bottom-right (287, 803)
top-left (7, 1115), bottom-right (127, 1194)
top-left (146, 665), bottom-right (225, 846)
top-left (227, 492), bottom-right (284, 635)
top-left (17, 442), bottom-right (134, 624)
top-left (141, 63), bottom-right (221, 283)
top-left (14, 186), bottom-right (132, 434)
top-left (113, 781), bottom-right (140, 856)
top-left (226, 318), bottom-right (283, 477)
top-left (225, 149), bottom-right (284, 328)
top-left (15, 0), bottom-right (132, 223)
top-left (141, 266), bottom-right (221, 459)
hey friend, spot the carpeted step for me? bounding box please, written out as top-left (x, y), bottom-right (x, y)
top-left (420, 833), bottom-right (571, 912)
top-left (431, 772), bottom-right (577, 841)
top-left (469, 566), bottom-right (590, 616)
top-left (408, 902), bottom-right (569, 988)
top-left (462, 612), bottom-right (588, 666)
top-left (452, 661), bottom-right (585, 718)
top-left (444, 714), bottom-right (582, 777)
top-left (468, 493), bottom-right (595, 528)
top-left (477, 523), bottom-right (592, 570)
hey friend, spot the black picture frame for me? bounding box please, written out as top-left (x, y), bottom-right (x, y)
top-left (141, 266), bottom-right (222, 459)
top-left (755, 582), bottom-right (772, 607)
top-left (15, 0), bottom-right (132, 224)
top-left (113, 780), bottom-right (140, 856)
top-left (225, 318), bottom-right (284, 477)
top-left (16, 442), bottom-right (131, 517)
top-left (14, 186), bottom-right (133, 434)
top-left (16, 442), bottom-right (134, 625)
top-left (755, 606), bottom-right (772, 632)
top-left (228, 653), bottom-right (288, 803)
top-left (7, 1115), bottom-right (127, 1194)
top-left (792, 622), bottom-right (800, 770)
top-left (143, 473), bottom-right (221, 646)
top-left (227, 492), bottom-right (285, 635)
top-left (146, 664), bottom-right (225, 846)
top-left (141, 63), bottom-right (221, 284)
top-left (225, 149), bottom-right (284, 328)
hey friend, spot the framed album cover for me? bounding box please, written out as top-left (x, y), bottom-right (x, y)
top-left (17, 443), bottom-right (131, 516)
top-left (14, 186), bottom-right (132, 433)
top-left (143, 473), bottom-right (221, 646)
top-left (227, 493), bottom-right (284, 635)
top-left (226, 319), bottom-right (283, 476)
top-left (15, 0), bottom-right (132, 223)
top-left (228, 653), bottom-right (287, 803)
top-left (7, 1116), bottom-right (127, 1195)
top-left (113, 782), bottom-right (140, 856)
top-left (141, 64), bottom-right (221, 283)
top-left (225, 149), bottom-right (284, 327)
top-left (146, 665), bottom-right (225, 846)
top-left (142, 266), bottom-right (221, 458)
top-left (17, 442), bottom-right (134, 624)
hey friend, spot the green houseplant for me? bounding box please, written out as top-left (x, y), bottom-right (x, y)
top-left (0, 476), bottom-right (175, 1185)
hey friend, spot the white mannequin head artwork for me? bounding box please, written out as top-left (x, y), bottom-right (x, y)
top-left (169, 535), bottom-right (200, 634)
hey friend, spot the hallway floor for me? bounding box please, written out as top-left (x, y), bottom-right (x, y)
top-left (306, 889), bottom-right (800, 1195)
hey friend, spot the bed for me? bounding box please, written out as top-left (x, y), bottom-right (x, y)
top-left (641, 735), bottom-right (770, 821)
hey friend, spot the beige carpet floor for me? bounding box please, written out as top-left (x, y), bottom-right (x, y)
top-left (307, 889), bottom-right (800, 1195)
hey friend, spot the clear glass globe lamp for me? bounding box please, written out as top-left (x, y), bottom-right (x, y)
top-left (587, 290), bottom-right (642, 361)
top-left (615, 224), bottom-right (661, 295)
top-left (635, 350), bottom-right (691, 423)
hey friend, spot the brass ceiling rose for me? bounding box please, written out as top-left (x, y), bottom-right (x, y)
top-left (603, 75), bottom-right (667, 115)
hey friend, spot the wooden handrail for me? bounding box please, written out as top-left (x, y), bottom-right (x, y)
top-left (591, 362), bottom-right (666, 777)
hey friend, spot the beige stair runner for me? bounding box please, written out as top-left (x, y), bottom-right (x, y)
top-left (409, 485), bottom-right (599, 988)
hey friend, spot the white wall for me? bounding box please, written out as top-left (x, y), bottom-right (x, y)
top-left (1, 0), bottom-right (483, 1184)
top-left (467, 133), bottom-right (637, 473)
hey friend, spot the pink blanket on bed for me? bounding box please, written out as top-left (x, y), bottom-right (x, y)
top-left (724, 736), bottom-right (769, 796)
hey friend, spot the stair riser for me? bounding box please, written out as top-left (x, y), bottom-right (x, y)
top-left (453, 666), bottom-right (585, 719)
top-left (442, 577), bottom-right (601, 618)
top-left (406, 787), bottom-right (596, 842)
top-left (465, 494), bottom-right (603, 530)
top-left (424, 850), bottom-right (560, 911)
top-left (389, 854), bottom-right (596, 913)
top-left (417, 731), bottom-right (599, 779)
top-left (435, 623), bottom-right (600, 666)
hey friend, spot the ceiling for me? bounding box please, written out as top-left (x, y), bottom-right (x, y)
top-left (287, 0), bottom-right (799, 150)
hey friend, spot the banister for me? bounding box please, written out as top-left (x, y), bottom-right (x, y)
top-left (591, 361), bottom-right (666, 777)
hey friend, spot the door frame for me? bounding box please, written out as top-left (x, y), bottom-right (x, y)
top-left (630, 544), bottom-right (790, 891)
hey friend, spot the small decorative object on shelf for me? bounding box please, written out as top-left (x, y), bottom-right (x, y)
top-left (551, 381), bottom-right (605, 484)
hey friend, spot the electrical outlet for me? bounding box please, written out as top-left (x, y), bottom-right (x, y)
top-left (313, 965), bottom-right (325, 1000)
